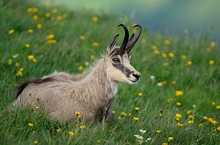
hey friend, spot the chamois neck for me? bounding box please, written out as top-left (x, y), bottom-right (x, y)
top-left (80, 58), bottom-right (118, 97)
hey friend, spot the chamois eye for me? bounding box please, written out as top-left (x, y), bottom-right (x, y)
top-left (112, 57), bottom-right (120, 64)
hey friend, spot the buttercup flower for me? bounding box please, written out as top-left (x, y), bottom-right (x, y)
top-left (28, 29), bottom-right (33, 34)
top-left (69, 131), bottom-right (74, 137)
top-left (8, 29), bottom-right (15, 35)
top-left (8, 59), bottom-right (12, 65)
top-left (78, 66), bottom-right (83, 72)
top-left (164, 40), bottom-right (170, 45)
top-left (133, 117), bottom-right (139, 121)
top-left (175, 90), bottom-right (183, 96)
top-left (80, 125), bottom-right (86, 129)
top-left (168, 137), bottom-right (174, 142)
top-left (168, 52), bottom-right (174, 58)
top-left (28, 123), bottom-right (34, 127)
top-left (25, 43), bottom-right (30, 48)
top-left (209, 60), bottom-right (215, 65)
top-left (92, 16), bottom-right (99, 22)
top-left (177, 122), bottom-right (183, 127)
top-left (34, 140), bottom-right (38, 144)
top-left (138, 92), bottom-right (143, 97)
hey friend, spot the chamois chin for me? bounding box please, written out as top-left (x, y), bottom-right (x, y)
top-left (13, 24), bottom-right (142, 122)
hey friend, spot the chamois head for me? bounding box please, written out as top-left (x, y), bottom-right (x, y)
top-left (105, 24), bottom-right (142, 84)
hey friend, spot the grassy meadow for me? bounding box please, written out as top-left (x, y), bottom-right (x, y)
top-left (1, 0), bottom-right (220, 144)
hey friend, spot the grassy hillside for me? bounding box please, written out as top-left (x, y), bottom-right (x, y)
top-left (0, 0), bottom-right (220, 144)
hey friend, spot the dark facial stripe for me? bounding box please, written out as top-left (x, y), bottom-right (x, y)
top-left (112, 63), bottom-right (131, 77)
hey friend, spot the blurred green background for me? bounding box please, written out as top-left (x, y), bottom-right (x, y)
top-left (40, 0), bottom-right (220, 44)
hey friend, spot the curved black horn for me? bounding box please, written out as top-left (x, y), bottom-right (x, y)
top-left (118, 24), bottom-right (129, 54)
top-left (126, 24), bottom-right (142, 53)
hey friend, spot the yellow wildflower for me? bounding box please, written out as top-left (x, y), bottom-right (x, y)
top-left (75, 112), bottom-right (80, 116)
top-left (34, 140), bottom-right (38, 144)
top-left (188, 120), bottom-right (194, 125)
top-left (32, 7), bottom-right (38, 13)
top-left (141, 38), bottom-right (146, 44)
top-left (176, 102), bottom-right (181, 106)
top-left (28, 123), bottom-right (34, 127)
top-left (167, 98), bottom-right (174, 103)
top-left (216, 106), bottom-right (220, 110)
top-left (187, 110), bottom-right (192, 114)
top-left (92, 16), bottom-right (99, 22)
top-left (217, 126), bottom-right (220, 131)
top-left (56, 128), bottom-right (61, 132)
top-left (168, 52), bottom-right (174, 58)
top-left (56, 15), bottom-right (63, 21)
top-left (135, 107), bottom-right (140, 111)
top-left (28, 29), bottom-right (33, 34)
top-left (46, 34), bottom-right (55, 40)
top-left (175, 90), bottom-right (183, 96)
top-left (92, 42), bottom-right (99, 47)
top-left (80, 125), bottom-right (86, 129)
top-left (69, 131), bottom-right (74, 137)
top-left (209, 60), bottom-right (215, 65)
top-left (44, 2), bottom-right (50, 7)
top-left (97, 140), bottom-right (101, 143)
top-left (27, 7), bottom-right (33, 13)
top-left (36, 23), bottom-right (42, 29)
top-left (175, 113), bottom-right (182, 121)
top-left (90, 54), bottom-right (95, 60)
top-left (203, 116), bottom-right (208, 120)
top-left (172, 81), bottom-right (176, 85)
top-left (133, 117), bottom-right (139, 121)
top-left (198, 124), bottom-right (203, 127)
top-left (168, 137), bottom-right (174, 142)
top-left (33, 15), bottom-right (38, 21)
top-left (162, 143), bottom-right (168, 145)
top-left (138, 92), bottom-right (143, 97)
top-left (16, 71), bottom-right (22, 77)
top-left (25, 43), bottom-right (30, 48)
top-left (112, 110), bottom-right (116, 114)
top-left (79, 35), bottom-right (85, 40)
top-left (212, 101), bottom-right (216, 105)
top-left (156, 129), bottom-right (161, 133)
top-left (177, 122), bottom-right (183, 127)
top-left (161, 53), bottom-right (167, 58)
top-left (151, 45), bottom-right (157, 50)
top-left (210, 41), bottom-right (216, 48)
top-left (15, 62), bottom-right (19, 67)
top-left (181, 55), bottom-right (187, 60)
top-left (8, 59), bottom-right (12, 65)
top-left (118, 116), bottom-right (122, 120)
top-left (52, 9), bottom-right (57, 14)
top-left (8, 29), bottom-right (15, 35)
top-left (164, 40), bottom-right (170, 45)
top-left (28, 55), bottom-right (37, 63)
top-left (154, 49), bottom-right (160, 54)
top-left (163, 62), bottom-right (168, 67)
top-left (121, 112), bottom-right (127, 117)
top-left (45, 12), bottom-right (51, 18)
top-left (186, 61), bottom-right (192, 66)
top-left (47, 40), bottom-right (57, 44)
top-left (78, 66), bottom-right (83, 72)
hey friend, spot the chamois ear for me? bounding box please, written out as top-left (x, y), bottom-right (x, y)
top-left (107, 34), bottom-right (119, 53)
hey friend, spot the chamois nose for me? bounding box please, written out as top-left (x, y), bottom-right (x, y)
top-left (133, 73), bottom-right (140, 80)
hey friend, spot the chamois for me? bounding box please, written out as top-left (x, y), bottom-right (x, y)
top-left (13, 24), bottom-right (142, 122)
